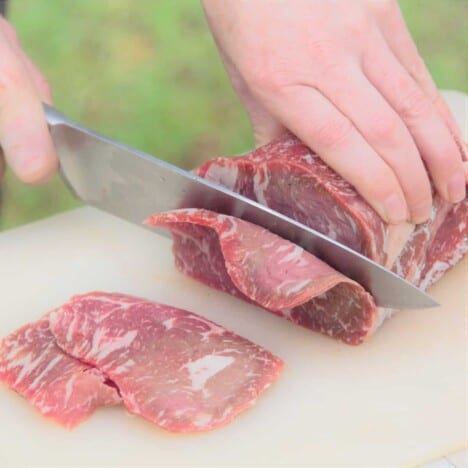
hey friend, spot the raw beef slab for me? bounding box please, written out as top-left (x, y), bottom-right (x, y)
top-left (419, 201), bottom-right (467, 290)
top-left (197, 135), bottom-right (392, 264)
top-left (49, 292), bottom-right (283, 432)
top-left (147, 209), bottom-right (379, 345)
top-left (0, 315), bottom-right (121, 429)
top-left (197, 135), bottom-right (467, 285)
top-left (148, 136), bottom-right (467, 345)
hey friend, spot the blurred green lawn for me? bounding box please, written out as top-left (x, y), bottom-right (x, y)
top-left (2, 0), bottom-right (467, 230)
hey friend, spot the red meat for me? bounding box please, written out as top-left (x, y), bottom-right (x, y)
top-left (146, 209), bottom-right (378, 345)
top-left (148, 136), bottom-right (466, 344)
top-left (0, 315), bottom-right (121, 429)
top-left (197, 135), bottom-right (466, 281)
top-left (49, 292), bottom-right (283, 432)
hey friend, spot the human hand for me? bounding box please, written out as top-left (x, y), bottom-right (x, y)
top-left (0, 17), bottom-right (57, 183)
top-left (202, 0), bottom-right (467, 224)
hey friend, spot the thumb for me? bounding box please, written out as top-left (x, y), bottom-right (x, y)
top-left (219, 54), bottom-right (287, 147)
top-left (232, 76), bottom-right (287, 146)
top-left (245, 95), bottom-right (288, 147)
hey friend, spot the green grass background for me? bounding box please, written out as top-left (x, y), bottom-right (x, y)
top-left (2, 0), bottom-right (467, 230)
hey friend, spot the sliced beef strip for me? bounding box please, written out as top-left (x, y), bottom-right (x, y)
top-left (146, 209), bottom-right (378, 345)
top-left (49, 292), bottom-right (283, 432)
top-left (0, 315), bottom-right (121, 429)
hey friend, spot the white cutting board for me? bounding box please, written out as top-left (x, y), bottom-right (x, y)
top-left (0, 92), bottom-right (467, 467)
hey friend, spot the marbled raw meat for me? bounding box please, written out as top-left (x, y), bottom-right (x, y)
top-left (0, 315), bottom-right (121, 429)
top-left (148, 136), bottom-right (466, 345)
top-left (146, 209), bottom-right (378, 345)
top-left (197, 135), bottom-right (395, 264)
top-left (419, 201), bottom-right (468, 290)
top-left (49, 292), bottom-right (283, 432)
top-left (197, 135), bottom-right (467, 281)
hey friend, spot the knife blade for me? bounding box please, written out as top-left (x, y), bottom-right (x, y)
top-left (44, 104), bottom-right (438, 309)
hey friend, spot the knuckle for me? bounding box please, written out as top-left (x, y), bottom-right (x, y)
top-left (242, 48), bottom-right (300, 96)
top-left (367, 112), bottom-right (402, 142)
top-left (343, 10), bottom-right (372, 41)
top-left (0, 62), bottom-right (27, 94)
top-left (318, 59), bottom-right (342, 80)
top-left (399, 84), bottom-right (431, 120)
top-left (246, 60), bottom-right (291, 95)
top-left (307, 39), bottom-right (342, 77)
top-left (308, 39), bottom-right (337, 61)
top-left (313, 117), bottom-right (354, 149)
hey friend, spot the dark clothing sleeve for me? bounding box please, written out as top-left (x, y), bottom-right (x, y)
top-left (0, 0), bottom-right (8, 16)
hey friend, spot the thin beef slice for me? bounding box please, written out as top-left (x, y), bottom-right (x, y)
top-left (146, 209), bottom-right (379, 345)
top-left (49, 292), bottom-right (283, 432)
top-left (0, 315), bottom-right (121, 429)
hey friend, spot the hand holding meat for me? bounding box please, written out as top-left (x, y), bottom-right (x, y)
top-left (202, 0), bottom-right (467, 224)
top-left (0, 17), bottom-right (56, 183)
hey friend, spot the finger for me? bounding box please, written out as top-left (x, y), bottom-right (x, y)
top-left (0, 17), bottom-right (52, 103)
top-left (244, 91), bottom-right (287, 147)
top-left (316, 61), bottom-right (432, 222)
top-left (232, 72), bottom-right (286, 146)
top-left (377, 4), bottom-right (464, 144)
top-left (215, 47), bottom-right (286, 147)
top-left (265, 85), bottom-right (408, 224)
top-left (18, 55), bottom-right (53, 104)
top-left (363, 37), bottom-right (466, 204)
top-left (0, 29), bottom-right (57, 184)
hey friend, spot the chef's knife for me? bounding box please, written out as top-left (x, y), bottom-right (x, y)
top-left (44, 104), bottom-right (438, 309)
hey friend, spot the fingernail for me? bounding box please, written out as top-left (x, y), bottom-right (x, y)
top-left (448, 172), bottom-right (466, 203)
top-left (384, 194), bottom-right (408, 224)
